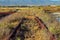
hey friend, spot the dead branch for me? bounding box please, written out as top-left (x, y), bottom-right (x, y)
top-left (0, 9), bottom-right (19, 19)
top-left (0, 9), bottom-right (18, 15)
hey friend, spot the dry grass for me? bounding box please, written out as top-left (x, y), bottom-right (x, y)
top-left (0, 6), bottom-right (60, 40)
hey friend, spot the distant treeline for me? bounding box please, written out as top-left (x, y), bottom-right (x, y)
top-left (0, 6), bottom-right (43, 8)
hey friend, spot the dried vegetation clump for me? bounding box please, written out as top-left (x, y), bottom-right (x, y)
top-left (0, 6), bottom-right (60, 40)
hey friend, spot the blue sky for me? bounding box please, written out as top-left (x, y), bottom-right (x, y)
top-left (0, 0), bottom-right (60, 6)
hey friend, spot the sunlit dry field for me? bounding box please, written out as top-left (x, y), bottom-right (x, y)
top-left (0, 6), bottom-right (60, 40)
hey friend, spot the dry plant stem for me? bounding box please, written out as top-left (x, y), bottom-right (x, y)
top-left (35, 17), bottom-right (56, 40)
